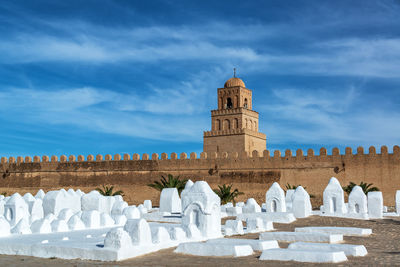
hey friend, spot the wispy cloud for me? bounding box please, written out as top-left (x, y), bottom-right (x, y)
top-left (0, 68), bottom-right (224, 142)
top-left (2, 17), bottom-right (400, 78)
top-left (259, 86), bottom-right (400, 147)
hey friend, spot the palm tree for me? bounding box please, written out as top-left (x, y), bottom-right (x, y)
top-left (96, 185), bottom-right (124, 196)
top-left (213, 184), bottom-right (244, 205)
top-left (147, 174), bottom-right (188, 195)
top-left (342, 181), bottom-right (379, 195)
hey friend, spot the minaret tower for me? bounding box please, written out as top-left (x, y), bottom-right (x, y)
top-left (203, 72), bottom-right (267, 155)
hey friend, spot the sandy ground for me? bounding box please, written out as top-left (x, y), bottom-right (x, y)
top-left (1, 215), bottom-right (400, 266)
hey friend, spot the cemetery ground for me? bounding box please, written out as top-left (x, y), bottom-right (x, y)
top-left (0, 215), bottom-right (399, 266)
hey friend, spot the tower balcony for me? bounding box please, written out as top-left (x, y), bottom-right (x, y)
top-left (211, 107), bottom-right (259, 117)
top-left (203, 128), bottom-right (266, 139)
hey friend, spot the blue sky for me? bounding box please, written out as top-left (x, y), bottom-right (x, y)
top-left (0, 0), bottom-right (400, 157)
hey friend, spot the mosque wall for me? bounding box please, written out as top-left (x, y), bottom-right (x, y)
top-left (1, 145), bottom-right (399, 206)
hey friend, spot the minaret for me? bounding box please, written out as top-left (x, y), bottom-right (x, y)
top-left (203, 74), bottom-right (267, 155)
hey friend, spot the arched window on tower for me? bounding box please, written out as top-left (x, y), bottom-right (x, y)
top-left (244, 98), bottom-right (248, 109)
top-left (223, 119), bottom-right (230, 130)
top-left (215, 119), bottom-right (221, 131)
top-left (227, 97), bottom-right (233, 109)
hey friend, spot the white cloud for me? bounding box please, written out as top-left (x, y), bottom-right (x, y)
top-left (258, 87), bottom-right (400, 147)
top-left (0, 69), bottom-right (225, 142)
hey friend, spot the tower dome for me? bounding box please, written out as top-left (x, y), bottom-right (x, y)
top-left (224, 77), bottom-right (245, 88)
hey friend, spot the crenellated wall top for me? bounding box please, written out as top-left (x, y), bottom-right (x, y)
top-left (1, 145), bottom-right (399, 164)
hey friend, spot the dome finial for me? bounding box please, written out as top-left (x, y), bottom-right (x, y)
top-left (233, 68), bottom-right (236, 78)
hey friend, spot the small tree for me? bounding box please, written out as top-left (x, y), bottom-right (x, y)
top-left (96, 185), bottom-right (124, 196)
top-left (213, 184), bottom-right (244, 205)
top-left (147, 174), bottom-right (188, 195)
top-left (342, 181), bottom-right (379, 195)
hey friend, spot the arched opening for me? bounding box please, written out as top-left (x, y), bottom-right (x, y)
top-left (215, 119), bottom-right (221, 131)
top-left (190, 209), bottom-right (201, 228)
top-left (227, 97), bottom-right (233, 109)
top-left (244, 98), bottom-right (248, 108)
top-left (330, 197), bottom-right (337, 213)
top-left (223, 119), bottom-right (230, 130)
top-left (355, 203), bottom-right (360, 213)
top-left (234, 118), bottom-right (239, 129)
top-left (5, 208), bottom-right (12, 221)
top-left (271, 200), bottom-right (277, 212)
top-left (245, 118), bottom-right (248, 129)
top-left (249, 120), bottom-right (252, 129)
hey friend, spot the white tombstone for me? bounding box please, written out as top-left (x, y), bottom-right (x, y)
top-left (242, 198), bottom-right (261, 213)
top-left (43, 189), bottom-right (81, 216)
top-left (159, 188), bottom-right (182, 213)
top-left (81, 191), bottom-right (114, 214)
top-left (368, 191), bottom-right (383, 219)
top-left (396, 190), bottom-right (400, 215)
top-left (348, 186), bottom-right (368, 218)
top-left (67, 215), bottom-right (86, 230)
top-left (104, 228), bottom-right (133, 249)
top-left (123, 218), bottom-right (152, 245)
top-left (322, 177), bottom-right (347, 215)
top-left (4, 193), bottom-right (29, 227)
top-left (183, 223), bottom-right (202, 239)
top-left (0, 199), bottom-right (5, 215)
top-left (266, 182), bottom-right (286, 212)
top-left (31, 218), bottom-right (52, 233)
top-left (224, 219), bottom-right (244, 236)
top-left (30, 199), bottom-right (44, 222)
top-left (81, 210), bottom-right (101, 228)
top-left (151, 226), bottom-right (171, 243)
top-left (11, 218), bottom-right (31, 234)
top-left (111, 200), bottom-right (128, 216)
top-left (58, 208), bottom-right (75, 222)
top-left (0, 217), bottom-right (11, 236)
top-left (225, 202), bottom-right (234, 208)
top-left (144, 200), bottom-right (152, 210)
top-left (138, 204), bottom-right (148, 214)
top-left (100, 212), bottom-right (115, 227)
top-left (51, 219), bottom-right (69, 232)
top-left (226, 206), bottom-right (242, 216)
top-left (181, 180), bottom-right (194, 198)
top-left (123, 206), bottom-right (141, 219)
top-left (35, 189), bottom-right (45, 200)
top-left (285, 189), bottom-right (295, 211)
top-left (181, 181), bottom-right (221, 238)
top-left (236, 202), bottom-right (245, 207)
top-left (112, 214), bottom-right (127, 226)
top-left (169, 227), bottom-right (187, 241)
top-left (292, 186), bottom-right (312, 218)
top-left (23, 193), bottom-right (36, 210)
top-left (44, 213), bottom-right (57, 223)
top-left (246, 217), bottom-right (264, 232)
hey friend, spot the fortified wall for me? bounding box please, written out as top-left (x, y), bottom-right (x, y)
top-left (1, 145), bottom-right (399, 206)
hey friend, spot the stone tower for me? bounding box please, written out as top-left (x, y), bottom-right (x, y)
top-left (203, 76), bottom-right (267, 155)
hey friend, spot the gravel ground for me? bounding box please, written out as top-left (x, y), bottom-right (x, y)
top-left (1, 215), bottom-right (400, 266)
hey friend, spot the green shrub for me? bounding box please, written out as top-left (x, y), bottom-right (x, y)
top-left (213, 184), bottom-right (244, 205)
top-left (96, 185), bottom-right (124, 196)
top-left (342, 181), bottom-right (379, 195)
top-left (147, 174), bottom-right (188, 195)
